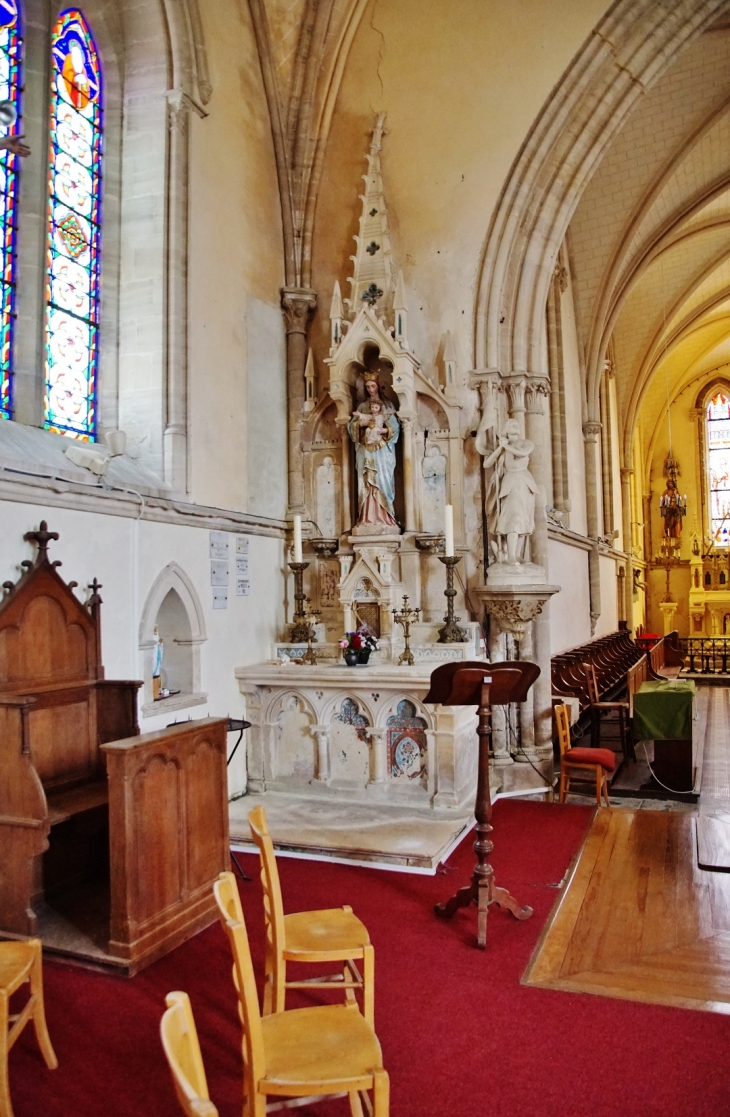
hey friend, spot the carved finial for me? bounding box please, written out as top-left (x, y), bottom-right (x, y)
top-left (87, 577), bottom-right (103, 607)
top-left (23, 520), bottom-right (59, 564)
top-left (2, 580), bottom-right (14, 593)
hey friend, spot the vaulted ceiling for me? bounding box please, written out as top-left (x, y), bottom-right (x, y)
top-left (567, 16), bottom-right (730, 465)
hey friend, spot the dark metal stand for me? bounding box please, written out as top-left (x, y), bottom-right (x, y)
top-left (288, 562), bottom-right (311, 642)
top-left (437, 555), bottom-right (468, 643)
top-left (227, 718), bottom-right (252, 882)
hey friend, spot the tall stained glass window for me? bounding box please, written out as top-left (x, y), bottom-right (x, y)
top-left (0, 0), bottom-right (21, 421)
top-left (707, 392), bottom-right (730, 546)
top-left (44, 8), bottom-right (102, 440)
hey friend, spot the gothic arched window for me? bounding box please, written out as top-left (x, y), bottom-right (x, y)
top-left (44, 7), bottom-right (102, 440)
top-left (706, 391), bottom-right (730, 546)
top-left (0, 0), bottom-right (22, 421)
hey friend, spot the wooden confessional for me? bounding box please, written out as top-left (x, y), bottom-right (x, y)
top-left (0, 523), bottom-right (230, 975)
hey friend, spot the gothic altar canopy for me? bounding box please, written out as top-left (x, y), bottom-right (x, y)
top-left (236, 114), bottom-right (553, 819)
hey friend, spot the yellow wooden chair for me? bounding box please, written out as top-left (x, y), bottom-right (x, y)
top-left (0, 939), bottom-right (57, 1117)
top-left (222, 909), bottom-right (389, 1117)
top-left (555, 702), bottom-right (614, 808)
top-left (160, 991), bottom-right (218, 1117)
top-left (239, 804), bottom-right (374, 1024)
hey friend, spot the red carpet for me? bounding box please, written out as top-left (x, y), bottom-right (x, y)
top-left (8, 799), bottom-right (730, 1116)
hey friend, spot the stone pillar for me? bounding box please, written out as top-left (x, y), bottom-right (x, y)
top-left (367, 726), bottom-right (388, 793)
top-left (401, 415), bottom-right (416, 531)
top-left (583, 420), bottom-right (603, 632)
top-left (281, 287), bottom-right (317, 516)
top-left (312, 725), bottom-right (331, 782)
top-left (525, 379), bottom-right (553, 755)
top-left (658, 602), bottom-right (677, 635)
top-left (164, 90), bottom-right (192, 492)
top-left (620, 466), bottom-right (634, 632)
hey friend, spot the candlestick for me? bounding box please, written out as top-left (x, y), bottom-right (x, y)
top-left (292, 515), bottom-right (303, 563)
top-left (300, 599), bottom-right (320, 665)
top-left (288, 561), bottom-right (311, 642)
top-left (392, 594), bottom-right (420, 666)
top-left (438, 555), bottom-right (469, 643)
top-left (444, 504), bottom-right (454, 556)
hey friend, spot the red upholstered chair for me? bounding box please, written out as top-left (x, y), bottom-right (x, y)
top-left (555, 702), bottom-right (614, 808)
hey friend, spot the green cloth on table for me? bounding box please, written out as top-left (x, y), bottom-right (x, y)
top-left (632, 679), bottom-right (696, 742)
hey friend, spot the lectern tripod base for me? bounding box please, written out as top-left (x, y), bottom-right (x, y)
top-left (434, 822), bottom-right (533, 949)
top-left (424, 661), bottom-right (539, 950)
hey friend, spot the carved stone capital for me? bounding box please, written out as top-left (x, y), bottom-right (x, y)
top-left (504, 374), bottom-right (527, 415)
top-left (689, 407), bottom-right (703, 422)
top-left (281, 287), bottom-right (317, 335)
top-left (620, 467), bottom-right (634, 481)
top-left (525, 378), bottom-right (550, 415)
top-left (554, 262), bottom-right (569, 293)
top-left (478, 585), bottom-right (559, 638)
top-left (582, 420), bottom-right (602, 442)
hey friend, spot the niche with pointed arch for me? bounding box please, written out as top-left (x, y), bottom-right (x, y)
top-left (139, 562), bottom-right (208, 716)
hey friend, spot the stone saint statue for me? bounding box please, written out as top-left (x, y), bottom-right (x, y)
top-left (348, 373), bottom-right (400, 533)
top-left (483, 418), bottom-right (538, 566)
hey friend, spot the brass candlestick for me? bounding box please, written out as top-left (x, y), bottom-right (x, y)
top-left (392, 594), bottom-right (420, 666)
top-left (438, 555), bottom-right (469, 643)
top-left (288, 562), bottom-right (311, 642)
top-left (300, 600), bottom-right (320, 665)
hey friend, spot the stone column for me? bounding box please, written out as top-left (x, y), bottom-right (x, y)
top-left (659, 602), bottom-right (677, 635)
top-left (281, 287), bottom-right (317, 516)
top-left (401, 415), bottom-right (416, 531)
top-left (164, 90), bottom-right (192, 493)
top-left (312, 725), bottom-right (331, 782)
top-left (525, 379), bottom-right (553, 755)
top-left (583, 420), bottom-right (603, 632)
top-left (367, 726), bottom-right (387, 793)
top-left (620, 466), bottom-right (634, 632)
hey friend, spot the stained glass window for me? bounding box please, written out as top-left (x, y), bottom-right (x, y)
top-left (44, 8), bottom-right (102, 440)
top-left (0, 1), bottom-right (22, 421)
top-left (707, 392), bottom-right (730, 546)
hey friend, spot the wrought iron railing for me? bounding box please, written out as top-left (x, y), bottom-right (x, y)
top-left (679, 637), bottom-right (730, 674)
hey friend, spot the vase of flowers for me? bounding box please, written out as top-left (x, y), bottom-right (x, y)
top-left (339, 627), bottom-right (379, 666)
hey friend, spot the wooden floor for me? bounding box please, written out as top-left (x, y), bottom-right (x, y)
top-left (524, 807), bottom-right (730, 1014)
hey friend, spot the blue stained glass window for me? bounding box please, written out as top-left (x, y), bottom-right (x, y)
top-left (0, 0), bottom-right (22, 421)
top-left (44, 7), bottom-right (102, 440)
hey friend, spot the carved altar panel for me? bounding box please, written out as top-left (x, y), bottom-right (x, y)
top-left (330, 696), bottom-right (370, 782)
top-left (273, 693), bottom-right (316, 780)
top-left (386, 699), bottom-right (427, 784)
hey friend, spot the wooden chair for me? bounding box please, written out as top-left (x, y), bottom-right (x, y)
top-left (0, 940), bottom-right (57, 1117)
top-left (555, 702), bottom-right (614, 807)
top-left (160, 991), bottom-right (218, 1117)
top-left (582, 661), bottom-right (635, 762)
top-left (245, 804), bottom-right (374, 1024)
top-left (221, 910), bottom-right (389, 1117)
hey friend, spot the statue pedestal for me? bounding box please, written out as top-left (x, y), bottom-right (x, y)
top-left (659, 601), bottom-right (678, 635)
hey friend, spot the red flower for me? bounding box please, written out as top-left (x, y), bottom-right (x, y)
top-left (351, 633), bottom-right (363, 650)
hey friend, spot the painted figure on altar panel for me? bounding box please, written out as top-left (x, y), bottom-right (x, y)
top-left (483, 418), bottom-right (538, 565)
top-left (348, 372), bottom-right (400, 531)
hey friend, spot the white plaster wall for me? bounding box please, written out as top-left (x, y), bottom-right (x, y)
top-left (548, 539), bottom-right (591, 652)
top-left (594, 553), bottom-right (619, 638)
top-left (0, 503), bottom-right (286, 797)
top-left (559, 273), bottom-right (588, 535)
top-left (246, 297), bottom-right (288, 520)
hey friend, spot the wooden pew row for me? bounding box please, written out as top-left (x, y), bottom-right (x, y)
top-left (552, 630), bottom-right (643, 714)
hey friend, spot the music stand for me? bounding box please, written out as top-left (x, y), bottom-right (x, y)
top-left (424, 660), bottom-right (540, 949)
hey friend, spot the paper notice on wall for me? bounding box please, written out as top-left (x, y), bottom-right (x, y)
top-left (236, 555), bottom-right (249, 574)
top-left (236, 535), bottom-right (249, 555)
top-left (212, 587), bottom-right (228, 609)
top-left (236, 578), bottom-right (250, 597)
top-left (211, 560), bottom-right (229, 586)
top-left (209, 530), bottom-right (229, 561)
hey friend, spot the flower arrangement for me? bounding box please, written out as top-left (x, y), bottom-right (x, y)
top-left (339, 627), bottom-right (379, 653)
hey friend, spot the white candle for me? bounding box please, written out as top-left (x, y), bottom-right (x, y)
top-left (293, 515), bottom-right (302, 563)
top-left (444, 504), bottom-right (454, 557)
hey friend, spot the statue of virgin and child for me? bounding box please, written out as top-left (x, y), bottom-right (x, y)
top-left (348, 370), bottom-right (400, 534)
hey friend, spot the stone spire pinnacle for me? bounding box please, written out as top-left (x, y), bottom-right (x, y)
top-left (393, 269), bottom-right (408, 347)
top-left (344, 112), bottom-right (396, 317)
top-left (330, 280), bottom-right (344, 351)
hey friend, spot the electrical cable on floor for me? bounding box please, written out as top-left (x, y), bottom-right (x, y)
top-left (505, 705), bottom-right (552, 788)
top-left (642, 741), bottom-right (695, 796)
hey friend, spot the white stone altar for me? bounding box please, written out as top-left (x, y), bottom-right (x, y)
top-left (235, 662), bottom-right (480, 812)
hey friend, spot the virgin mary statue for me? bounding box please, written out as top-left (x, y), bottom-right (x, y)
top-left (348, 372), bottom-right (400, 533)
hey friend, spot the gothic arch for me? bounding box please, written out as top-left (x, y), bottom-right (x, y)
top-left (474, 0), bottom-right (729, 401)
top-left (139, 561), bottom-right (207, 713)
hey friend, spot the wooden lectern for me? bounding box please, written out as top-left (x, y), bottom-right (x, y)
top-left (424, 660), bottom-right (540, 949)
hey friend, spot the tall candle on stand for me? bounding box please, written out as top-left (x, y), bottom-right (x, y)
top-left (444, 504), bottom-right (454, 557)
top-left (293, 515), bottom-right (303, 563)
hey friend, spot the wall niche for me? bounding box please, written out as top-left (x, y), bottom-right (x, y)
top-left (139, 562), bottom-right (207, 717)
